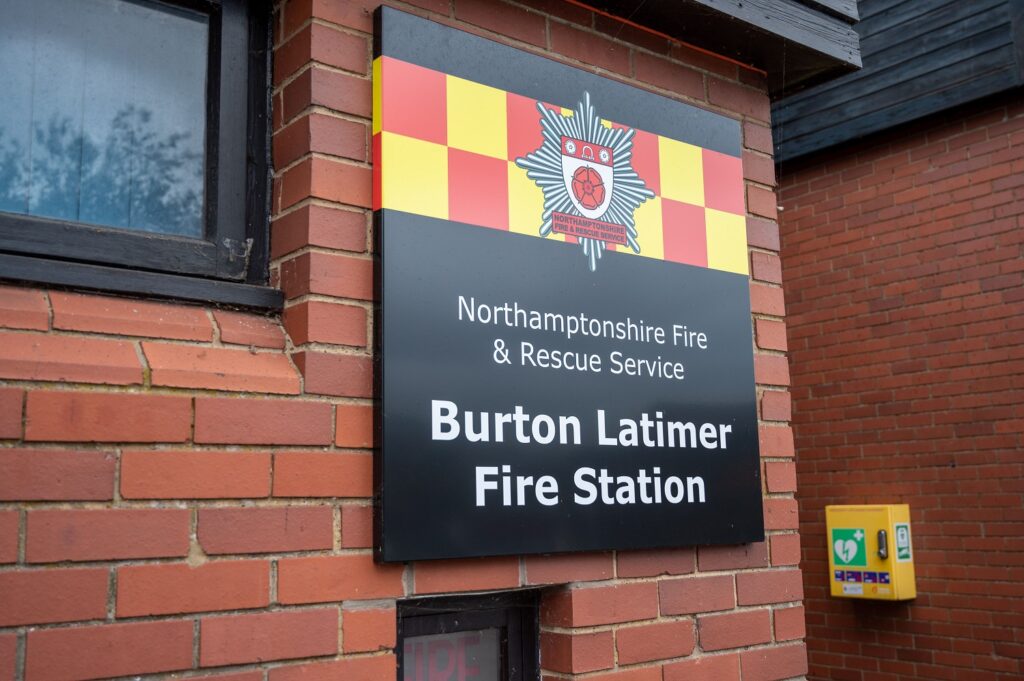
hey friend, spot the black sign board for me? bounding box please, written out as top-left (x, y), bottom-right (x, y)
top-left (375, 7), bottom-right (764, 562)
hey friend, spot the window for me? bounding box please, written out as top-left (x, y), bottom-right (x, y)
top-left (398, 592), bottom-right (540, 681)
top-left (0, 0), bottom-right (276, 308)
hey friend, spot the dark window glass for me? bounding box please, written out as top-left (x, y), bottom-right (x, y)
top-left (398, 592), bottom-right (539, 681)
top-left (0, 0), bottom-right (208, 237)
top-left (404, 628), bottom-right (502, 680)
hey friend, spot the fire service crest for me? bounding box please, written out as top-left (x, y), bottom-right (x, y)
top-left (515, 92), bottom-right (655, 271)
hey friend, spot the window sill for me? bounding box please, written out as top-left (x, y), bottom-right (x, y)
top-left (0, 253), bottom-right (282, 311)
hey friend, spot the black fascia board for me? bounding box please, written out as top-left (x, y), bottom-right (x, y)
top-left (595, 0), bottom-right (862, 98)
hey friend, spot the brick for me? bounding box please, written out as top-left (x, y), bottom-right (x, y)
top-left (584, 667), bottom-right (662, 681)
top-left (415, 556), bottom-right (520, 595)
top-left (743, 121), bottom-right (774, 154)
top-left (747, 185), bottom-right (777, 219)
top-left (271, 205), bottom-right (367, 258)
top-left (200, 608), bottom-right (338, 667)
top-left (663, 38), bottom-right (737, 73)
top-left (341, 504), bottom-right (373, 548)
top-left (274, 23), bottom-right (367, 81)
top-left (0, 634), bottom-right (14, 681)
top-left (708, 78), bottom-right (770, 121)
top-left (143, 342), bottom-right (300, 394)
top-left (751, 251), bottom-right (783, 283)
top-left (274, 113), bottom-right (368, 167)
top-left (515, 0), bottom-right (590, 24)
top-left (634, 52), bottom-right (704, 100)
top-left (542, 583), bottom-right (658, 626)
top-left (616, 620), bottom-right (695, 664)
top-left (268, 655), bottom-right (397, 681)
top-left (192, 673), bottom-right (264, 681)
top-left (50, 292), bottom-right (212, 340)
top-left (778, 105), bottom-right (1024, 680)
top-left (743, 69), bottom-right (772, 92)
top-left (664, 652), bottom-right (740, 681)
top-left (276, 155), bottom-right (311, 209)
top-left (335, 404), bottom-right (374, 448)
top-left (0, 567), bottom-right (108, 626)
top-left (602, 10), bottom-right (671, 49)
top-left (746, 216), bottom-right (780, 251)
top-left (293, 350), bottom-right (373, 398)
top-left (541, 631), bottom-right (614, 673)
top-left (0, 511), bottom-right (17, 563)
top-left (750, 283), bottom-right (786, 316)
top-left (25, 620), bottom-right (193, 681)
top-left (754, 354), bottom-right (791, 386)
top-left (770, 533), bottom-right (802, 566)
top-left (697, 542), bottom-right (769, 571)
top-left (343, 607), bottom-right (396, 653)
top-left (774, 605), bottom-right (805, 641)
top-left (456, 0), bottom-right (547, 47)
top-left (280, 251), bottom-right (374, 301)
top-left (550, 22), bottom-right (631, 75)
top-left (659, 575), bottom-right (735, 615)
top-left (283, 300), bottom-right (367, 347)
top-left (0, 449), bottom-right (115, 501)
top-left (736, 569), bottom-right (804, 606)
top-left (763, 497), bottom-right (799, 530)
top-left (282, 0), bottom-right (387, 35)
top-left (26, 508), bottom-right (190, 563)
top-left (117, 560), bottom-right (270, 616)
top-left (279, 553), bottom-right (404, 603)
top-left (121, 449), bottom-right (271, 499)
top-left (760, 390), bottom-right (791, 421)
top-left (313, 110), bottom-right (369, 155)
top-left (740, 643), bottom-right (807, 681)
top-left (273, 451), bottom-right (372, 497)
top-left (0, 331), bottom-right (141, 385)
top-left (764, 461), bottom-right (797, 493)
top-left (698, 609), bottom-right (771, 651)
top-left (0, 286), bottom-right (48, 330)
top-left (758, 426), bottom-right (794, 457)
top-left (214, 311), bottom-right (287, 349)
top-left (194, 397), bottom-right (332, 445)
top-left (525, 552), bottom-right (613, 584)
top-left (755, 318), bottom-right (788, 351)
top-left (272, 89), bottom-right (283, 130)
top-left (25, 391), bottom-right (191, 443)
top-left (0, 388), bottom-right (22, 438)
top-left (743, 150), bottom-right (776, 186)
top-left (282, 67), bottom-right (372, 122)
top-left (280, 155), bottom-right (372, 209)
top-left (616, 548), bottom-right (695, 577)
top-left (199, 506), bottom-right (333, 555)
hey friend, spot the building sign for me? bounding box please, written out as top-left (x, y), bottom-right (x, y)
top-left (374, 7), bottom-right (763, 562)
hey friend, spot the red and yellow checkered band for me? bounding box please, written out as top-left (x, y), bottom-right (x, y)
top-left (372, 56), bottom-right (749, 275)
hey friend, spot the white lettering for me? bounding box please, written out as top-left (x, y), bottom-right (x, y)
top-left (432, 400), bottom-right (459, 441)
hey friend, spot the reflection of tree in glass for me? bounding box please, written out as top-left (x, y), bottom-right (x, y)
top-left (0, 105), bottom-right (203, 237)
top-left (0, 129), bottom-right (29, 215)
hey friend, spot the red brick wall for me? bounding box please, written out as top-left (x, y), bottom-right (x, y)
top-left (0, 2), bottom-right (799, 680)
top-left (778, 92), bottom-right (1024, 681)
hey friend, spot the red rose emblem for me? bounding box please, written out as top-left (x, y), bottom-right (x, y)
top-left (572, 166), bottom-right (605, 210)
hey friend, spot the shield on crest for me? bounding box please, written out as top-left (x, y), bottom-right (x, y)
top-left (560, 136), bottom-right (614, 220)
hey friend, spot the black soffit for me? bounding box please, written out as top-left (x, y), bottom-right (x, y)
top-left (594, 0), bottom-right (862, 98)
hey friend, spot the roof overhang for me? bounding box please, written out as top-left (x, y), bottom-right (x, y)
top-left (594, 0), bottom-right (862, 98)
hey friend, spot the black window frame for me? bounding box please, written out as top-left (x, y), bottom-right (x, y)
top-left (0, 0), bottom-right (280, 310)
top-left (398, 591), bottom-right (540, 681)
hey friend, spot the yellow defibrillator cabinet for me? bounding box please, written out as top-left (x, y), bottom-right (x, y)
top-left (825, 504), bottom-right (916, 600)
